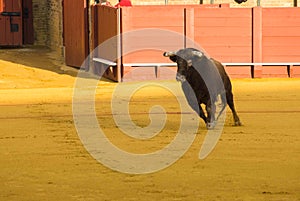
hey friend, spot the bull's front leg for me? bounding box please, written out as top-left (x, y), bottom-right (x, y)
top-left (198, 105), bottom-right (207, 124)
top-left (205, 100), bottom-right (216, 129)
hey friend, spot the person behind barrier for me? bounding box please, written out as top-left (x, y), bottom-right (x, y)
top-left (100, 0), bottom-right (112, 6)
top-left (114, 0), bottom-right (132, 7)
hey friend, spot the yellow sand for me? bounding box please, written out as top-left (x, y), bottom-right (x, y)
top-left (0, 47), bottom-right (299, 201)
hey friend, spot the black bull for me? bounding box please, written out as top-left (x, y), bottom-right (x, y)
top-left (163, 48), bottom-right (241, 129)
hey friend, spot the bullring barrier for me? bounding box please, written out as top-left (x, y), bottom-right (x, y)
top-left (91, 5), bottom-right (300, 82)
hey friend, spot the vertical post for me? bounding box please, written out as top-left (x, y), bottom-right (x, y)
top-left (287, 65), bottom-right (294, 78)
top-left (90, 5), bottom-right (97, 73)
top-left (117, 8), bottom-right (122, 82)
top-left (184, 8), bottom-right (194, 49)
top-left (252, 7), bottom-right (263, 78)
top-left (91, 5), bottom-right (98, 57)
top-left (294, 0), bottom-right (297, 7)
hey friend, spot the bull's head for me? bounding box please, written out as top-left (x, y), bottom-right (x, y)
top-left (163, 49), bottom-right (203, 82)
top-left (234, 0), bottom-right (247, 4)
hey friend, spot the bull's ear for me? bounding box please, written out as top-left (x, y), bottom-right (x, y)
top-left (187, 59), bottom-right (192, 67)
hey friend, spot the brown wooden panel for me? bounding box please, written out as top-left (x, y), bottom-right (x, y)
top-left (4, 0), bottom-right (12, 10)
top-left (13, 0), bottom-right (22, 46)
top-left (63, 0), bottom-right (88, 67)
top-left (0, 0), bottom-right (3, 12)
top-left (0, 0), bottom-right (22, 46)
top-left (12, 0), bottom-right (21, 12)
top-left (0, 16), bottom-right (6, 45)
top-left (95, 5), bottom-right (118, 61)
top-left (11, 11), bottom-right (22, 45)
top-left (92, 5), bottom-right (119, 81)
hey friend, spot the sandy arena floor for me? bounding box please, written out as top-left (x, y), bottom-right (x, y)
top-left (0, 47), bottom-right (299, 201)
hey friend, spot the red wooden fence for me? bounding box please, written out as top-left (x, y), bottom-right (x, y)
top-left (91, 5), bottom-right (300, 81)
top-left (191, 7), bottom-right (253, 78)
top-left (262, 7), bottom-right (300, 77)
top-left (0, 0), bottom-right (22, 46)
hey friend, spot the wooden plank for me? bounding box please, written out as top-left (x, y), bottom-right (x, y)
top-left (194, 27), bottom-right (251, 37)
top-left (0, 16), bottom-right (6, 45)
top-left (121, 50), bottom-right (173, 63)
top-left (195, 36), bottom-right (252, 46)
top-left (195, 18), bottom-right (252, 27)
top-left (262, 56), bottom-right (300, 63)
top-left (263, 48), bottom-right (300, 56)
top-left (194, 7), bottom-right (251, 18)
top-left (263, 7), bottom-right (300, 18)
top-left (92, 6), bottom-right (119, 81)
top-left (0, 0), bottom-right (3, 12)
top-left (263, 27), bottom-right (300, 37)
top-left (11, 0), bottom-right (22, 46)
top-left (263, 18), bottom-right (300, 27)
top-left (95, 6), bottom-right (118, 61)
top-left (4, 0), bottom-right (13, 10)
top-left (63, 0), bottom-right (88, 67)
top-left (263, 37), bottom-right (300, 47)
top-left (252, 7), bottom-right (263, 78)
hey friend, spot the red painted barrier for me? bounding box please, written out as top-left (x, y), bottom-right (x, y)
top-left (92, 5), bottom-right (300, 81)
top-left (262, 7), bottom-right (300, 77)
top-left (191, 7), bottom-right (253, 78)
top-left (121, 6), bottom-right (185, 64)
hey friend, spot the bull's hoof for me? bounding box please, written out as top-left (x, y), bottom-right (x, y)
top-left (206, 122), bottom-right (216, 130)
top-left (234, 121), bottom-right (242, 126)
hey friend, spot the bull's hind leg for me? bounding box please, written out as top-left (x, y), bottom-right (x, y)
top-left (206, 100), bottom-right (216, 129)
top-left (226, 91), bottom-right (242, 126)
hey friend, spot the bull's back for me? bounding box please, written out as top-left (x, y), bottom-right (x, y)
top-left (210, 58), bottom-right (232, 90)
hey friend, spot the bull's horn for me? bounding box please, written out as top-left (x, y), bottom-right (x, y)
top-left (192, 50), bottom-right (203, 57)
top-left (163, 51), bottom-right (176, 57)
